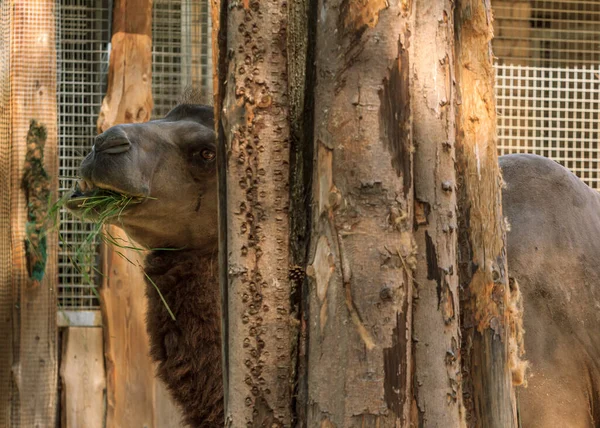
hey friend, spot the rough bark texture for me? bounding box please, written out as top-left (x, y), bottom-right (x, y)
top-left (454, 1), bottom-right (517, 427)
top-left (217, 1), bottom-right (295, 425)
top-left (97, 0), bottom-right (153, 133)
top-left (306, 2), bottom-right (414, 426)
top-left (7, 2), bottom-right (59, 426)
top-left (97, 2), bottom-right (183, 427)
top-left (411, 2), bottom-right (465, 427)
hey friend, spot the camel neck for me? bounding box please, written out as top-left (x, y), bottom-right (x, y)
top-left (143, 247), bottom-right (224, 425)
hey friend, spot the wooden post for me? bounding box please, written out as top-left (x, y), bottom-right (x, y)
top-left (455, 1), bottom-right (517, 427)
top-left (411, 1), bottom-right (465, 426)
top-left (97, 1), bottom-right (183, 427)
top-left (215, 0), bottom-right (295, 425)
top-left (97, 0), bottom-right (154, 133)
top-left (3, 1), bottom-right (59, 426)
top-left (305, 1), bottom-right (415, 425)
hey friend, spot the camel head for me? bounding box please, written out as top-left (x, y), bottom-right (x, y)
top-left (66, 103), bottom-right (218, 251)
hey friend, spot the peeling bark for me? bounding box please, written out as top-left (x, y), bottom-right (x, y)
top-left (306, 2), bottom-right (414, 426)
top-left (411, 2), bottom-right (465, 427)
top-left (215, 1), bottom-right (295, 425)
top-left (455, 1), bottom-right (517, 427)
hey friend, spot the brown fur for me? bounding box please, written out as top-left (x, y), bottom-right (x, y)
top-left (144, 249), bottom-right (223, 427)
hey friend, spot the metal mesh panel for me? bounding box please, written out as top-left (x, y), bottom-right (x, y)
top-left (496, 64), bottom-right (600, 187)
top-left (0, 1), bottom-right (12, 425)
top-left (152, 0), bottom-right (213, 117)
top-left (55, 0), bottom-right (213, 310)
top-left (493, 0), bottom-right (600, 67)
top-left (493, 1), bottom-right (600, 189)
top-left (57, 0), bottom-right (111, 309)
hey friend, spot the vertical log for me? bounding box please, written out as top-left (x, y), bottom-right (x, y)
top-left (454, 1), bottom-right (517, 427)
top-left (97, 0), bottom-right (154, 133)
top-left (306, 2), bottom-right (414, 426)
top-left (411, 1), bottom-right (465, 426)
top-left (97, 1), bottom-right (182, 427)
top-left (216, 0), bottom-right (295, 425)
top-left (9, 1), bottom-right (59, 426)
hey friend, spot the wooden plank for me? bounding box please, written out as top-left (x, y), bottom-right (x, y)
top-left (57, 310), bottom-right (102, 328)
top-left (60, 328), bottom-right (105, 428)
top-left (97, 1), bottom-right (183, 426)
top-left (9, 1), bottom-right (59, 426)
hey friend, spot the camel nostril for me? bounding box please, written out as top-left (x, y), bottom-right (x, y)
top-left (94, 128), bottom-right (132, 154)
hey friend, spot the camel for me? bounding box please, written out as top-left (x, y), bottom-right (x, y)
top-left (66, 103), bottom-right (222, 427)
top-left (66, 99), bottom-right (599, 427)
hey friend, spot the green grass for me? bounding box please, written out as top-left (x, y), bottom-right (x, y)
top-left (47, 188), bottom-right (176, 320)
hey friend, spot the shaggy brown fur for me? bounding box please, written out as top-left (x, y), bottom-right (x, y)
top-left (144, 249), bottom-right (223, 427)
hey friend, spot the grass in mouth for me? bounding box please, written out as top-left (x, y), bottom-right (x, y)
top-left (46, 188), bottom-right (176, 321)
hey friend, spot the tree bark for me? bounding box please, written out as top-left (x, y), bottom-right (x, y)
top-left (215, 1), bottom-right (295, 425)
top-left (411, 1), bottom-right (465, 427)
top-left (213, 1), bottom-right (517, 426)
top-left (305, 2), bottom-right (414, 426)
top-left (97, 0), bottom-right (153, 133)
top-left (97, 1), bottom-right (183, 427)
top-left (454, 1), bottom-right (517, 427)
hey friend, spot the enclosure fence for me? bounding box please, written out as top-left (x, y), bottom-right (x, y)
top-left (496, 64), bottom-right (600, 188)
top-left (492, 0), bottom-right (600, 189)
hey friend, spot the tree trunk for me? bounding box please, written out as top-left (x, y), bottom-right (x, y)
top-left (97, 1), bottom-right (183, 427)
top-left (213, 1), bottom-right (516, 426)
top-left (215, 1), bottom-right (295, 425)
top-left (305, 2), bottom-right (414, 426)
top-left (411, 1), bottom-right (465, 427)
top-left (454, 1), bottom-right (517, 427)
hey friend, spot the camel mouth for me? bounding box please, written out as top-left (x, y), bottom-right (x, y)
top-left (65, 179), bottom-right (147, 220)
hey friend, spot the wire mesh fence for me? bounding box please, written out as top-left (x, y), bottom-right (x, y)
top-left (152, 0), bottom-right (213, 117)
top-left (57, 0), bottom-right (111, 310)
top-left (492, 0), bottom-right (600, 189)
top-left (56, 0), bottom-right (213, 310)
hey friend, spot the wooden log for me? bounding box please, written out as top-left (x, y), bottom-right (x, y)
top-left (97, 0), bottom-right (154, 133)
top-left (97, 1), bottom-right (183, 427)
top-left (306, 1), bottom-right (414, 426)
top-left (455, 1), bottom-right (518, 427)
top-left (411, 1), bottom-right (465, 426)
top-left (6, 1), bottom-right (59, 426)
top-left (216, 0), bottom-right (295, 424)
top-left (60, 328), bottom-right (106, 428)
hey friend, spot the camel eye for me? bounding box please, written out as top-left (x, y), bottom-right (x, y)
top-left (200, 149), bottom-right (215, 161)
top-left (192, 148), bottom-right (215, 162)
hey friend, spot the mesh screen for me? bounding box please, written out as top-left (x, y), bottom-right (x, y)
top-left (56, 0), bottom-right (213, 310)
top-left (152, 0), bottom-right (213, 117)
top-left (493, 1), bottom-right (600, 189)
top-left (57, 0), bottom-right (111, 310)
top-left (0, 0), bottom-right (12, 425)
